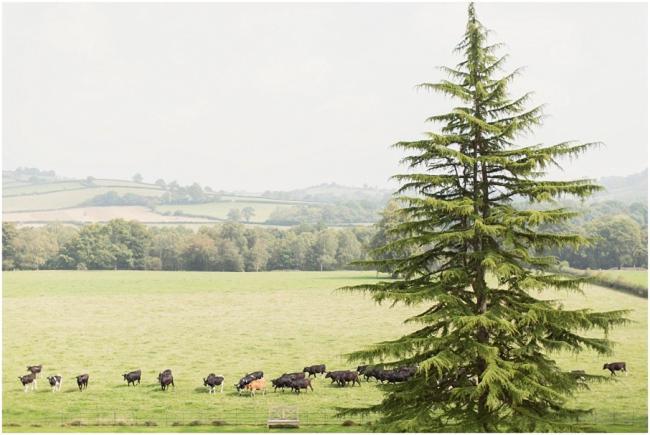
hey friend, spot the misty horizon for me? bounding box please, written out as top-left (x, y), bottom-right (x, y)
top-left (3, 2), bottom-right (648, 192)
top-left (3, 164), bottom-right (648, 196)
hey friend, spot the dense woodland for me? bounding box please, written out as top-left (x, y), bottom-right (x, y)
top-left (2, 198), bottom-right (646, 271)
top-left (1, 220), bottom-right (373, 272)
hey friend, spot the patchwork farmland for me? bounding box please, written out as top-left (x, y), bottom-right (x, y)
top-left (2, 271), bottom-right (647, 432)
top-left (2, 174), bottom-right (384, 228)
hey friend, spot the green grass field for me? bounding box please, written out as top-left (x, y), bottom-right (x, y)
top-left (595, 270), bottom-right (648, 288)
top-left (155, 202), bottom-right (299, 223)
top-left (2, 187), bottom-right (167, 212)
top-left (3, 181), bottom-right (88, 196)
top-left (3, 271), bottom-right (647, 432)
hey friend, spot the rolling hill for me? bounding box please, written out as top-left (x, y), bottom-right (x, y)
top-left (2, 170), bottom-right (388, 227)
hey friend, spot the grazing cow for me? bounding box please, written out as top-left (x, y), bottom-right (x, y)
top-left (325, 370), bottom-right (345, 384)
top-left (27, 365), bottom-right (43, 378)
top-left (303, 364), bottom-right (326, 378)
top-left (76, 374), bottom-right (89, 391)
top-left (362, 365), bottom-right (385, 382)
top-left (157, 369), bottom-right (172, 384)
top-left (283, 372), bottom-right (305, 379)
top-left (371, 365), bottom-right (416, 384)
top-left (384, 369), bottom-right (411, 384)
top-left (18, 374), bottom-right (36, 392)
top-left (325, 370), bottom-right (360, 387)
top-left (123, 370), bottom-right (141, 386)
top-left (603, 362), bottom-right (627, 376)
top-left (158, 370), bottom-right (174, 391)
top-left (271, 373), bottom-right (304, 392)
top-left (235, 371), bottom-right (263, 392)
top-left (47, 375), bottom-right (62, 392)
top-left (244, 378), bottom-right (266, 397)
top-left (203, 373), bottom-right (225, 394)
top-left (289, 377), bottom-right (313, 394)
top-left (340, 371), bottom-right (361, 386)
top-left (398, 365), bottom-right (418, 377)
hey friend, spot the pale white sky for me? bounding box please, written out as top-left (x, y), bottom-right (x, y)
top-left (3, 2), bottom-right (648, 191)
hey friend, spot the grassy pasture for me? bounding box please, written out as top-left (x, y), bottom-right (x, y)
top-left (3, 206), bottom-right (217, 224)
top-left (3, 181), bottom-right (88, 196)
top-left (2, 187), bottom-right (167, 212)
top-left (2, 271), bottom-right (647, 432)
top-left (155, 202), bottom-right (299, 223)
top-left (595, 269), bottom-right (648, 288)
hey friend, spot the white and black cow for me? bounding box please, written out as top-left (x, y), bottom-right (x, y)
top-left (235, 371), bottom-right (263, 392)
top-left (47, 375), bottom-right (63, 392)
top-left (18, 374), bottom-right (36, 392)
top-left (203, 373), bottom-right (225, 394)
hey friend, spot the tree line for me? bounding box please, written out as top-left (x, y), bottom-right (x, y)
top-left (2, 199), bottom-right (646, 272)
top-left (545, 200), bottom-right (647, 269)
top-left (2, 220), bottom-right (373, 272)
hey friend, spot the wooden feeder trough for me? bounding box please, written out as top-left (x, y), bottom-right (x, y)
top-left (267, 406), bottom-right (299, 429)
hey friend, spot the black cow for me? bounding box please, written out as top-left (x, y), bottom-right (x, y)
top-left (289, 377), bottom-right (313, 394)
top-left (271, 372), bottom-right (304, 392)
top-left (326, 370), bottom-right (360, 387)
top-left (373, 366), bottom-right (416, 383)
top-left (283, 372), bottom-right (305, 379)
top-left (271, 375), bottom-right (294, 392)
top-left (18, 374), bottom-right (36, 392)
top-left (384, 370), bottom-right (411, 384)
top-left (235, 371), bottom-right (263, 391)
top-left (27, 365), bottom-right (42, 378)
top-left (325, 370), bottom-right (345, 384)
top-left (76, 374), bottom-right (89, 391)
top-left (356, 365), bottom-right (368, 374)
top-left (340, 371), bottom-right (361, 386)
top-left (303, 364), bottom-right (326, 378)
top-left (398, 366), bottom-right (418, 377)
top-left (158, 370), bottom-right (174, 391)
top-left (157, 369), bottom-right (172, 384)
top-left (603, 362), bottom-right (627, 376)
top-left (362, 365), bottom-right (385, 382)
top-left (123, 369), bottom-right (141, 386)
top-left (47, 375), bottom-right (62, 392)
top-left (203, 373), bottom-right (225, 394)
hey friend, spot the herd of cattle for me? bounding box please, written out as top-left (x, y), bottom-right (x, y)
top-left (17, 361), bottom-right (628, 395)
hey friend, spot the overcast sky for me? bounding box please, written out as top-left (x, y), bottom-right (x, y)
top-left (3, 2), bottom-right (647, 192)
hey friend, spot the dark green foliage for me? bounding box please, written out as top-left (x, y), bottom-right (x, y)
top-left (83, 191), bottom-right (158, 207)
top-left (547, 201), bottom-right (648, 269)
top-left (341, 4), bottom-right (628, 431)
top-left (266, 201), bottom-right (383, 226)
top-left (2, 222), bottom-right (18, 270)
top-left (55, 220), bottom-right (151, 270)
top-left (3, 220), bottom-right (372, 272)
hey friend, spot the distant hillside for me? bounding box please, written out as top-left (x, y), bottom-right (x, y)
top-left (2, 170), bottom-right (385, 227)
top-left (593, 168), bottom-right (647, 203)
top-left (261, 182), bottom-right (393, 204)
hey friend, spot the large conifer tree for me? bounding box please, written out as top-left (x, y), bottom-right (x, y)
top-left (343, 4), bottom-right (628, 432)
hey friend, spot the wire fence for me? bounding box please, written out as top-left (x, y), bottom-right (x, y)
top-left (3, 407), bottom-right (374, 429)
top-left (575, 409), bottom-right (647, 430)
top-left (2, 408), bottom-right (646, 430)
